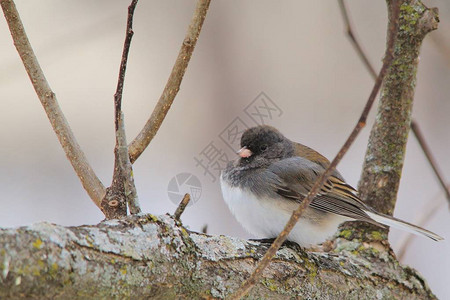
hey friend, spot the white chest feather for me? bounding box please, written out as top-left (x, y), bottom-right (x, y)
top-left (220, 178), bottom-right (346, 247)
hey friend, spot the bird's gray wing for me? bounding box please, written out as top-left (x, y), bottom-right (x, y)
top-left (266, 157), bottom-right (383, 226)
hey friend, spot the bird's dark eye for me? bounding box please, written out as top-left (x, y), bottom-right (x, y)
top-left (260, 144), bottom-right (268, 151)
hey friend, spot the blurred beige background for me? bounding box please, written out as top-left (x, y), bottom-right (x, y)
top-left (1, 0), bottom-right (449, 298)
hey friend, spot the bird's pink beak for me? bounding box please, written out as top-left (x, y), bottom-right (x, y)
top-left (237, 147), bottom-right (252, 158)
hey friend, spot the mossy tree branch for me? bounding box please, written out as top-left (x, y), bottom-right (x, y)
top-left (339, 0), bottom-right (449, 210)
top-left (0, 1), bottom-right (441, 299)
top-left (358, 0), bottom-right (439, 216)
top-left (0, 215), bottom-right (437, 299)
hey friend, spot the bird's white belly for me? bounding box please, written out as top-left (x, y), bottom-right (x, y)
top-left (220, 179), bottom-right (345, 247)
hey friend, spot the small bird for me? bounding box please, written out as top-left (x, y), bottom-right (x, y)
top-left (220, 125), bottom-right (443, 247)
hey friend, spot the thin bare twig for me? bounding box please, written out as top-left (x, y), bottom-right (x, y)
top-left (112, 0), bottom-right (141, 215)
top-left (1, 0), bottom-right (106, 208)
top-left (411, 121), bottom-right (450, 206)
top-left (229, 2), bottom-right (401, 299)
top-left (128, 0), bottom-right (211, 163)
top-left (174, 193), bottom-right (191, 221)
top-left (338, 0), bottom-right (377, 79)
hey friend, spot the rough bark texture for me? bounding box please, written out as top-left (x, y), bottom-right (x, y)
top-left (0, 214), bottom-right (436, 299)
top-left (358, 0), bottom-right (439, 215)
top-left (102, 0), bottom-right (141, 219)
top-left (100, 153), bottom-right (130, 219)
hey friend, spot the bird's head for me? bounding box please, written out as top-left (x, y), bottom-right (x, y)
top-left (237, 125), bottom-right (293, 162)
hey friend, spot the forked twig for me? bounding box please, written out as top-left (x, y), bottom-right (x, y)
top-left (128, 0), bottom-right (211, 163)
top-left (112, 0), bottom-right (141, 215)
top-left (229, 2), bottom-right (401, 299)
top-left (1, 0), bottom-right (106, 208)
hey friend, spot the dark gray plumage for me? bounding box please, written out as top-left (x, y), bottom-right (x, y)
top-left (220, 125), bottom-right (443, 246)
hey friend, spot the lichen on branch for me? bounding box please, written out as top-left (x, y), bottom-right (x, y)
top-left (358, 1), bottom-right (439, 215)
top-left (0, 215), bottom-right (437, 299)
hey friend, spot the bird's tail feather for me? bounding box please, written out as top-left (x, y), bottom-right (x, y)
top-left (365, 211), bottom-right (443, 241)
